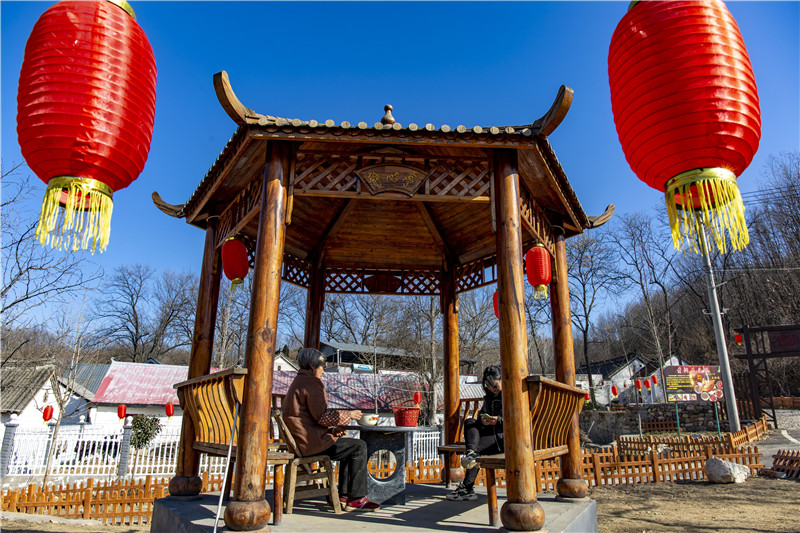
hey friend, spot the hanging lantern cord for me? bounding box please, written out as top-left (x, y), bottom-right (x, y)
top-left (36, 176), bottom-right (114, 254)
top-left (664, 168), bottom-right (748, 255)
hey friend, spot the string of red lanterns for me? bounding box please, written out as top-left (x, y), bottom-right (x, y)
top-left (608, 0), bottom-right (760, 254)
top-left (17, 0), bottom-right (157, 253)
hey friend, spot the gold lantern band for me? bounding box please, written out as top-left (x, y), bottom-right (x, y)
top-left (36, 176), bottom-right (114, 254)
top-left (665, 168), bottom-right (748, 255)
top-left (106, 0), bottom-right (136, 20)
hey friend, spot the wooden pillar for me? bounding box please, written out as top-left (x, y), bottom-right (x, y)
top-left (169, 216), bottom-right (222, 496)
top-left (550, 226), bottom-right (589, 500)
top-left (225, 141), bottom-right (291, 531)
top-left (441, 258), bottom-right (463, 483)
top-left (494, 149), bottom-right (544, 531)
top-left (303, 255), bottom-right (325, 350)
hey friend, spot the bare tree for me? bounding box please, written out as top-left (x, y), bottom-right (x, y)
top-left (1, 163), bottom-right (102, 328)
top-left (567, 230), bottom-right (622, 403)
top-left (92, 265), bottom-right (195, 362)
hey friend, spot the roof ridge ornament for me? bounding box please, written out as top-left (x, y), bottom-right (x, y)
top-left (381, 104), bottom-right (396, 125)
top-left (531, 85), bottom-right (573, 137)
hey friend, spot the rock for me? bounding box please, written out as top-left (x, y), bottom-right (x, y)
top-left (705, 456), bottom-right (750, 483)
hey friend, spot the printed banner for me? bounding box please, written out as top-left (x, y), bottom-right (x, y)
top-left (663, 365), bottom-right (724, 402)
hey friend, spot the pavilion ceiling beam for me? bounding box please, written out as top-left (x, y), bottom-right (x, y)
top-left (314, 198), bottom-right (357, 257)
top-left (521, 143), bottom-right (581, 233)
top-left (416, 202), bottom-right (456, 262)
top-left (293, 189), bottom-right (491, 204)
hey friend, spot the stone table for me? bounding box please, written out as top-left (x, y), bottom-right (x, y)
top-left (356, 425), bottom-right (437, 506)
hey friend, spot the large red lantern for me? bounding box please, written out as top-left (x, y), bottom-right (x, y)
top-left (492, 290), bottom-right (499, 319)
top-left (525, 244), bottom-right (552, 299)
top-left (117, 404), bottom-right (127, 420)
top-left (608, 0), bottom-right (760, 254)
top-left (42, 405), bottom-right (54, 423)
top-left (17, 0), bottom-right (157, 253)
top-left (222, 238), bottom-right (249, 286)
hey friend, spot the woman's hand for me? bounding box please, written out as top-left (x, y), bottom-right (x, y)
top-left (481, 415), bottom-right (499, 426)
top-left (349, 410), bottom-right (363, 421)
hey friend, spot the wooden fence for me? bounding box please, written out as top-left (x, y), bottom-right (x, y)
top-left (771, 450), bottom-right (800, 480)
top-left (773, 397), bottom-right (800, 409)
top-left (617, 414), bottom-right (769, 454)
top-left (1, 443), bottom-right (765, 525)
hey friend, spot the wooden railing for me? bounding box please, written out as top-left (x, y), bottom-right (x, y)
top-left (770, 449), bottom-right (800, 479)
top-left (773, 397), bottom-right (800, 409)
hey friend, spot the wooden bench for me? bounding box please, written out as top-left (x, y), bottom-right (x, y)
top-left (437, 396), bottom-right (484, 487)
top-left (475, 375), bottom-right (586, 527)
top-left (174, 368), bottom-right (292, 525)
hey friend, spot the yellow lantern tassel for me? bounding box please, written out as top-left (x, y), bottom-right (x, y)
top-left (533, 285), bottom-right (548, 300)
top-left (665, 168), bottom-right (748, 254)
top-left (35, 176), bottom-right (113, 254)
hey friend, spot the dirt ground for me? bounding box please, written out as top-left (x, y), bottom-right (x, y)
top-left (3, 476), bottom-right (799, 532)
top-left (590, 475), bottom-right (800, 533)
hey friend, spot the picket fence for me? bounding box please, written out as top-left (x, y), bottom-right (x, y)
top-left (771, 449), bottom-right (800, 480)
top-left (773, 397), bottom-right (800, 409)
top-left (1, 423), bottom-right (441, 481)
top-left (1, 442), bottom-right (764, 525)
top-left (616, 414), bottom-right (769, 455)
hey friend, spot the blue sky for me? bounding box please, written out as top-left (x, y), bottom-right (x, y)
top-left (2, 1), bottom-right (798, 278)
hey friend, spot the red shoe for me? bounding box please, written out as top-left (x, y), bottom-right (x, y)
top-left (339, 496), bottom-right (348, 509)
top-left (344, 496), bottom-right (380, 512)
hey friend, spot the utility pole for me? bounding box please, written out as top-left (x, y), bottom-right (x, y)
top-left (699, 228), bottom-right (740, 432)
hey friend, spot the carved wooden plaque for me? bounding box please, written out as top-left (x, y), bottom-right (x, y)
top-left (356, 164), bottom-right (428, 196)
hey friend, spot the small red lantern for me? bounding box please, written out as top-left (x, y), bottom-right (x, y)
top-left (644, 379), bottom-right (651, 390)
top-left (165, 403), bottom-right (175, 418)
top-left (17, 0), bottom-right (157, 253)
top-left (222, 238), bottom-right (249, 286)
top-left (611, 385), bottom-right (619, 397)
top-left (413, 392), bottom-right (422, 406)
top-left (42, 405), bottom-right (53, 423)
top-left (735, 334), bottom-right (743, 346)
top-left (525, 244), bottom-right (552, 299)
top-left (117, 404), bottom-right (127, 420)
top-left (584, 393), bottom-right (591, 401)
top-left (635, 379), bottom-right (642, 390)
top-left (493, 290), bottom-right (499, 319)
top-left (652, 375), bottom-right (658, 386)
top-left (608, 0), bottom-right (760, 254)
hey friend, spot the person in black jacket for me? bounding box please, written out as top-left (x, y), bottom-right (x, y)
top-left (446, 365), bottom-right (503, 501)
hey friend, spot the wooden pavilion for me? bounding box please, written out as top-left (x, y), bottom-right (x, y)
top-left (155, 71), bottom-right (612, 531)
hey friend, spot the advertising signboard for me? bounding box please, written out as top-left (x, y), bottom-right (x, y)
top-left (663, 365), bottom-right (724, 402)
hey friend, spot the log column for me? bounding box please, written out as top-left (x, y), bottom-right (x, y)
top-left (550, 226), bottom-right (589, 500)
top-left (303, 255), bottom-right (325, 350)
top-left (494, 149), bottom-right (543, 531)
top-left (441, 258), bottom-right (463, 484)
top-left (225, 141), bottom-right (292, 531)
top-left (169, 215), bottom-right (222, 496)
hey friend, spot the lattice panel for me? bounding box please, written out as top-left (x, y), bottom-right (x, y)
top-left (456, 256), bottom-right (497, 292)
top-left (424, 160), bottom-right (491, 198)
top-left (282, 253), bottom-right (311, 288)
top-left (519, 188), bottom-right (555, 253)
top-left (325, 268), bottom-right (441, 295)
top-left (294, 151), bottom-right (491, 200)
top-left (295, 154), bottom-right (361, 194)
top-left (217, 175), bottom-right (263, 247)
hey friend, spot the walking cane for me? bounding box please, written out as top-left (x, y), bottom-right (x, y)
top-left (213, 402), bottom-right (239, 533)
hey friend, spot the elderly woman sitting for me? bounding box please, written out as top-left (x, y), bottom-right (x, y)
top-left (283, 348), bottom-right (380, 512)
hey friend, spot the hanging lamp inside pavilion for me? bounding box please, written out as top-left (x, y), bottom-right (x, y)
top-left (221, 237), bottom-right (249, 286)
top-left (608, 0), bottom-right (760, 254)
top-left (17, 0), bottom-right (157, 253)
top-left (525, 244), bottom-right (552, 299)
